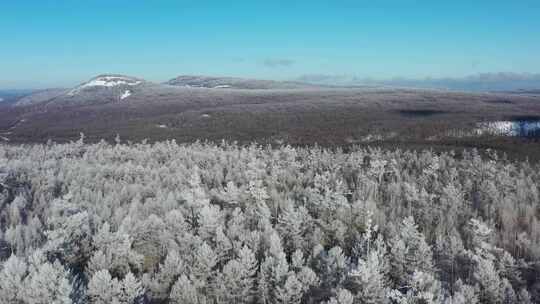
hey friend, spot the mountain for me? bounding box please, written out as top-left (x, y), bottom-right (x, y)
top-left (13, 74), bottom-right (318, 107)
top-left (14, 74), bottom-right (153, 106)
top-left (165, 75), bottom-right (314, 89)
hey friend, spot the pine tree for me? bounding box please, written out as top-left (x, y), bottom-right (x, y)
top-left (389, 216), bottom-right (434, 287)
top-left (276, 273), bottom-right (304, 304)
top-left (349, 249), bottom-right (388, 304)
top-left (0, 254), bottom-right (27, 304)
top-left (87, 269), bottom-right (120, 304)
top-left (389, 270), bottom-right (443, 304)
top-left (170, 275), bottom-right (203, 304)
top-left (119, 272), bottom-right (144, 304)
top-left (22, 260), bottom-right (73, 304)
top-left (449, 279), bottom-right (478, 304)
top-left (324, 289), bottom-right (354, 304)
top-left (45, 206), bottom-right (93, 266)
top-left (472, 255), bottom-right (502, 304)
top-left (145, 249), bottom-right (186, 300)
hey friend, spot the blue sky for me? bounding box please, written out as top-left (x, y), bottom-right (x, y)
top-left (1, 1), bottom-right (539, 88)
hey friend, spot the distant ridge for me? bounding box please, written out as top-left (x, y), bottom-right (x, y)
top-left (14, 74), bottom-right (154, 106)
top-left (12, 74), bottom-right (322, 107)
top-left (165, 75), bottom-right (315, 90)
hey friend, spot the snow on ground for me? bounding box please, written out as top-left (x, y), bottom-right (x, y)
top-left (120, 90), bottom-right (131, 100)
top-left (440, 120), bottom-right (540, 139)
top-left (81, 76), bottom-right (141, 88)
top-left (156, 124), bottom-right (168, 128)
top-left (475, 121), bottom-right (540, 136)
top-left (201, 114), bottom-right (211, 118)
top-left (69, 76), bottom-right (142, 95)
top-left (213, 85), bottom-right (231, 89)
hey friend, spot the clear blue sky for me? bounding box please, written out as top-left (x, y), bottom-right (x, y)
top-left (1, 1), bottom-right (539, 88)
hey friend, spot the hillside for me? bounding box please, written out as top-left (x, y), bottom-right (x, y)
top-left (2, 76), bottom-right (540, 160)
top-left (0, 89), bottom-right (35, 105)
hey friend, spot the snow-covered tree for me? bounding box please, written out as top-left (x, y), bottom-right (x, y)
top-left (170, 275), bottom-right (205, 304)
top-left (87, 269), bottom-right (119, 304)
top-left (389, 216), bottom-right (434, 287)
top-left (0, 254), bottom-right (27, 303)
top-left (0, 139), bottom-right (539, 303)
top-left (349, 248), bottom-right (388, 303)
top-left (276, 273), bottom-right (303, 304)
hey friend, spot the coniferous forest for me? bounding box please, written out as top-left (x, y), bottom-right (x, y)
top-left (1, 138), bottom-right (539, 304)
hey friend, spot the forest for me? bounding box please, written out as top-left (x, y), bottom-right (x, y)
top-left (0, 137), bottom-right (539, 304)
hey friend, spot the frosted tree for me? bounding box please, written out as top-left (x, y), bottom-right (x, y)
top-left (245, 180), bottom-right (272, 229)
top-left (276, 273), bottom-right (304, 304)
top-left (189, 241), bottom-right (217, 299)
top-left (22, 260), bottom-right (73, 304)
top-left (324, 289), bottom-right (354, 304)
top-left (472, 255), bottom-right (502, 304)
top-left (258, 232), bottom-right (289, 304)
top-left (197, 204), bottom-right (221, 241)
top-left (349, 248), bottom-right (388, 303)
top-left (86, 250), bottom-right (109, 276)
top-left (388, 270), bottom-right (443, 304)
top-left (467, 218), bottom-right (505, 304)
top-left (130, 214), bottom-right (167, 269)
top-left (170, 275), bottom-right (205, 304)
top-left (119, 272), bottom-right (144, 304)
top-left (320, 246), bottom-right (348, 290)
top-left (144, 249), bottom-right (186, 300)
top-left (214, 245), bottom-right (257, 304)
top-left (447, 279), bottom-right (478, 304)
top-left (389, 216), bottom-right (434, 287)
top-left (214, 226), bottom-right (233, 265)
top-left (236, 245), bottom-right (258, 301)
top-left (88, 222), bottom-right (143, 277)
top-left (45, 204), bottom-right (93, 266)
top-left (0, 254), bottom-right (27, 304)
top-left (0, 136), bottom-right (540, 303)
top-left (277, 203), bottom-right (305, 255)
top-left (87, 269), bottom-right (120, 304)
top-left (434, 232), bottom-right (464, 288)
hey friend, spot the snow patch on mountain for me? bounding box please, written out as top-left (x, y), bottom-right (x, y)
top-left (68, 76), bottom-right (142, 96)
top-left (81, 76), bottom-right (141, 88)
top-left (120, 90), bottom-right (131, 100)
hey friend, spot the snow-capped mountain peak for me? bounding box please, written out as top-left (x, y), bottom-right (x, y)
top-left (68, 75), bottom-right (143, 96)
